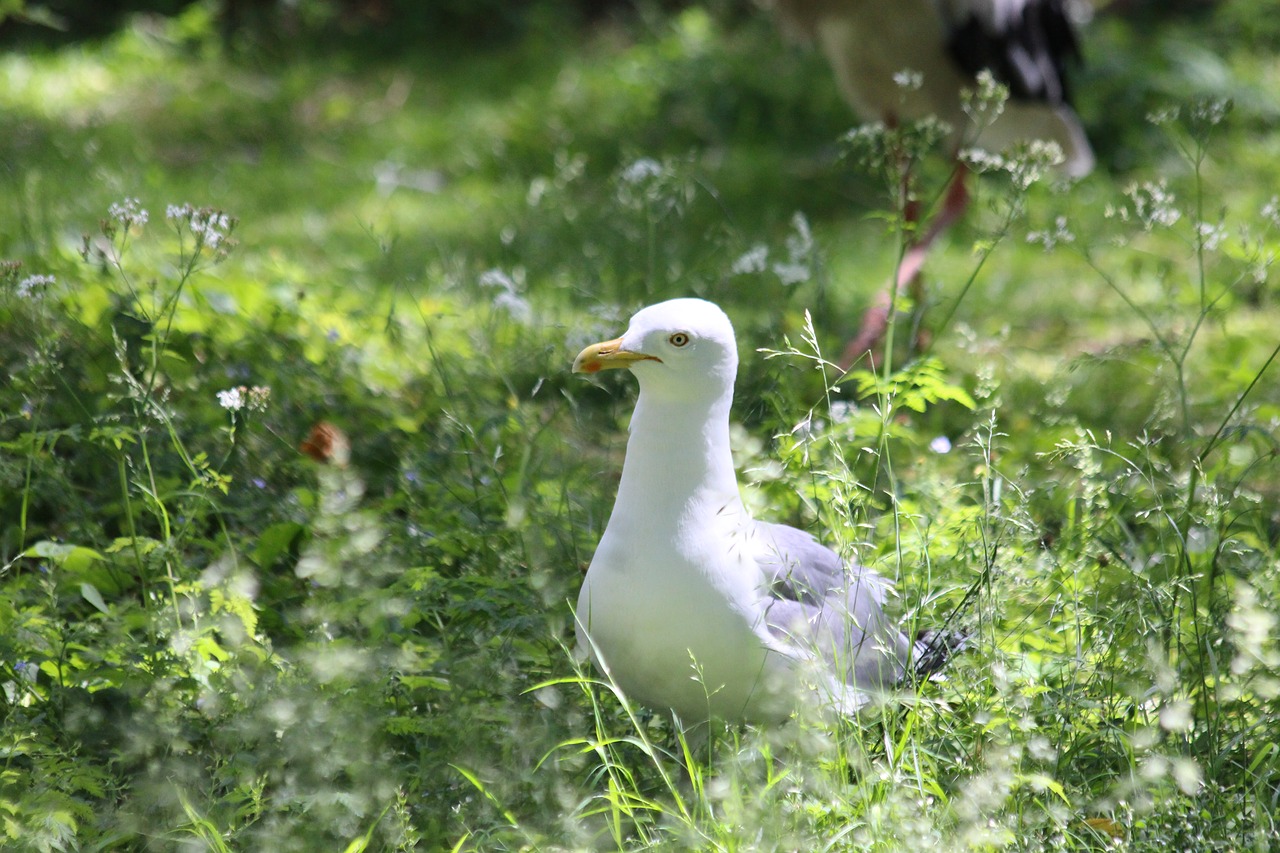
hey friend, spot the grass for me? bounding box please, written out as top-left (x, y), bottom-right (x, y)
top-left (1, 1), bottom-right (1279, 849)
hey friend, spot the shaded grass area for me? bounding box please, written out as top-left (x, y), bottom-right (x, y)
top-left (2, 2), bottom-right (1280, 849)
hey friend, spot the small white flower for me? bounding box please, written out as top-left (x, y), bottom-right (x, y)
top-left (217, 387), bottom-right (245, 412)
top-left (1026, 216), bottom-right (1075, 251)
top-left (493, 291), bottom-right (532, 322)
top-left (1261, 196), bottom-right (1280, 227)
top-left (732, 242), bottom-right (768, 275)
top-left (892, 69), bottom-right (923, 91)
top-left (770, 212), bottom-right (814, 285)
top-left (731, 244), bottom-right (769, 276)
top-left (191, 209), bottom-right (232, 248)
top-left (1196, 220), bottom-right (1227, 251)
top-left (247, 386), bottom-right (271, 412)
top-left (1124, 180), bottom-right (1181, 230)
top-left (930, 435), bottom-right (953, 454)
top-left (478, 268), bottom-right (516, 292)
top-left (785, 211), bottom-right (813, 259)
top-left (15, 274), bottom-right (55, 298)
top-left (478, 268), bottom-right (529, 321)
top-left (168, 204), bottom-right (235, 250)
top-left (959, 148), bottom-right (1008, 174)
top-left (619, 158), bottom-right (663, 184)
top-left (108, 198), bottom-right (149, 228)
top-left (771, 261), bottom-right (810, 286)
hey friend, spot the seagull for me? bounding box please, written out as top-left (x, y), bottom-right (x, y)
top-left (572, 298), bottom-right (954, 723)
top-left (763, 0), bottom-right (1094, 365)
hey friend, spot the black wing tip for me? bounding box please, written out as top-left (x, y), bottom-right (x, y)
top-left (908, 628), bottom-right (970, 681)
top-left (945, 0), bottom-right (1084, 106)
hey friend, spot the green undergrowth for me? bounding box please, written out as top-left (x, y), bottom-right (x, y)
top-left (2, 2), bottom-right (1279, 850)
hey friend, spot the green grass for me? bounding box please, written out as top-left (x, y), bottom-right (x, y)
top-left (2, 2), bottom-right (1279, 850)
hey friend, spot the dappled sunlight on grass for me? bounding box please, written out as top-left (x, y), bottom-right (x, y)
top-left (1, 1), bottom-right (1279, 849)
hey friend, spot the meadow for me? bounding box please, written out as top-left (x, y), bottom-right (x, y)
top-left (1, 1), bottom-right (1278, 849)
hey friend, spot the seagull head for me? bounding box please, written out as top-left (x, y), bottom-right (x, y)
top-left (573, 298), bottom-right (738, 402)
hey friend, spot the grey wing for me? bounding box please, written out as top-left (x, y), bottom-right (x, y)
top-left (939, 0), bottom-right (1083, 106)
top-left (754, 520), bottom-right (847, 604)
top-left (752, 521), bottom-right (911, 688)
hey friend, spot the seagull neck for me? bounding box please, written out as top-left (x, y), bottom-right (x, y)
top-left (618, 389), bottom-right (740, 512)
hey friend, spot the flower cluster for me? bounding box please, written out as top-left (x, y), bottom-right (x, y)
top-left (728, 213), bottom-right (813, 285)
top-left (614, 156), bottom-right (685, 212)
top-left (1108, 180), bottom-right (1182, 231)
top-left (15, 274), bottom-right (55, 298)
top-left (1026, 216), bottom-right (1076, 252)
top-left (892, 68), bottom-right (924, 91)
top-left (618, 157), bottom-right (662, 185)
top-left (1196, 220), bottom-right (1227, 252)
top-left (217, 385), bottom-right (271, 413)
top-left (167, 204), bottom-right (238, 250)
top-left (729, 244), bottom-right (768, 276)
top-left (962, 70), bottom-right (1009, 129)
top-left (962, 140), bottom-right (1063, 190)
top-left (843, 115), bottom-right (952, 174)
top-left (478, 268), bottom-right (531, 322)
top-left (108, 197), bottom-right (149, 229)
top-left (1261, 196), bottom-right (1280, 229)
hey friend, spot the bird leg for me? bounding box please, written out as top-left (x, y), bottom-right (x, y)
top-left (838, 164), bottom-right (971, 371)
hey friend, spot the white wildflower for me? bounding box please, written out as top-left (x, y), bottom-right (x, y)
top-left (1191, 99), bottom-right (1230, 128)
top-left (893, 69), bottom-right (923, 91)
top-left (169, 204), bottom-right (236, 250)
top-left (1008, 140), bottom-right (1063, 189)
top-left (1261, 196), bottom-right (1280, 228)
top-left (478, 268), bottom-right (516, 292)
top-left (1171, 757), bottom-right (1203, 796)
top-left (478, 268), bottom-right (530, 321)
top-left (1026, 216), bottom-right (1076, 251)
top-left (1124, 180), bottom-right (1181, 230)
top-left (217, 387), bottom-right (245, 412)
top-left (962, 70), bottom-right (1008, 126)
top-left (771, 212), bottom-right (814, 285)
top-left (730, 244), bottom-right (769, 276)
top-left (526, 176), bottom-right (550, 207)
top-left (1228, 582), bottom-right (1279, 675)
top-left (620, 158), bottom-right (663, 185)
top-left (784, 211), bottom-right (812, 259)
top-left (959, 148), bottom-right (1008, 174)
top-left (772, 262), bottom-right (810, 286)
top-left (15, 274), bottom-right (55, 298)
top-left (191, 210), bottom-right (233, 249)
top-left (108, 198), bottom-right (149, 228)
top-left (247, 386), bottom-right (271, 412)
top-left (493, 290), bottom-right (532, 322)
top-left (1158, 699), bottom-right (1193, 732)
top-left (1196, 220), bottom-right (1227, 251)
top-left (930, 435), bottom-right (953, 454)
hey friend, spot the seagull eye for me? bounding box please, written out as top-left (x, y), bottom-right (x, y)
top-left (668, 332), bottom-right (690, 348)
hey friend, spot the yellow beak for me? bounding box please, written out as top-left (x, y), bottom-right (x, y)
top-left (572, 336), bottom-right (661, 374)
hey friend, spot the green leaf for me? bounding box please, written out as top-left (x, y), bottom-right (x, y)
top-left (254, 522), bottom-right (305, 569)
top-left (25, 541), bottom-right (107, 575)
top-left (80, 583), bottom-right (109, 614)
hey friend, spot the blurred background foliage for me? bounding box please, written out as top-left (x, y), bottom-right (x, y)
top-left (1, 0), bottom-right (1278, 849)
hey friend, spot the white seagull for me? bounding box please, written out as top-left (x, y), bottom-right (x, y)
top-left (572, 298), bottom-right (952, 723)
top-left (764, 0), bottom-right (1095, 365)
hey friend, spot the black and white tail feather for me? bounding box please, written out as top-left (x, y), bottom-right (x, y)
top-left (908, 628), bottom-right (969, 682)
